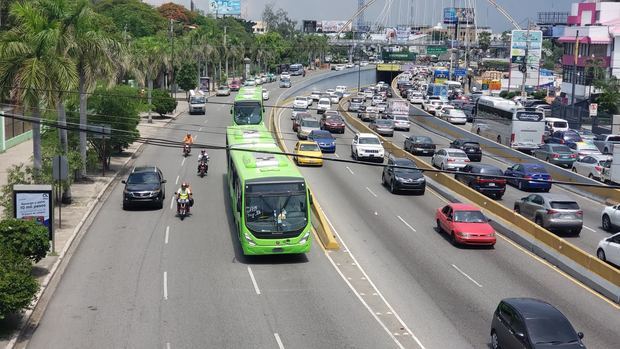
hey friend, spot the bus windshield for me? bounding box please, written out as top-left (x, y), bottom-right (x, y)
top-left (245, 182), bottom-right (308, 236)
top-left (234, 101), bottom-right (262, 125)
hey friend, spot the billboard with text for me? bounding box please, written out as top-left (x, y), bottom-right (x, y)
top-left (443, 7), bottom-right (475, 24)
top-left (208, 0), bottom-right (241, 16)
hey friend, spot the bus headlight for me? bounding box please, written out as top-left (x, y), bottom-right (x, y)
top-left (299, 232), bottom-right (311, 245)
top-left (244, 233), bottom-right (256, 246)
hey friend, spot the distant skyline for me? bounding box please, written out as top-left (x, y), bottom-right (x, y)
top-left (145, 0), bottom-right (576, 32)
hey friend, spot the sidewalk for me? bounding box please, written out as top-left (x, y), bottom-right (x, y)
top-left (0, 101), bottom-right (187, 348)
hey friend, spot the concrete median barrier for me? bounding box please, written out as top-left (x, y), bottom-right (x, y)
top-left (338, 97), bottom-right (620, 293)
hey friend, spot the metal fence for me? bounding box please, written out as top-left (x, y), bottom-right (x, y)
top-left (551, 103), bottom-right (589, 129)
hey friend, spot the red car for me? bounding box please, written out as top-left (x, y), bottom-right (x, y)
top-left (435, 203), bottom-right (496, 246)
top-left (320, 115), bottom-right (346, 134)
top-left (229, 79), bottom-right (241, 91)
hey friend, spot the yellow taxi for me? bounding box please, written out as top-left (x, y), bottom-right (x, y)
top-left (294, 141), bottom-right (323, 166)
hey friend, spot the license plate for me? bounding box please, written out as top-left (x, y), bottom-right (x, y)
top-left (422, 150), bottom-right (429, 153)
top-left (488, 183), bottom-right (496, 187)
top-left (468, 149), bottom-right (475, 152)
top-left (561, 155), bottom-right (569, 158)
top-left (272, 247), bottom-right (284, 253)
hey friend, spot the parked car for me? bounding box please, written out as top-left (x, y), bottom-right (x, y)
top-left (435, 203), bottom-right (496, 246)
top-left (122, 166), bottom-right (166, 210)
top-left (504, 163), bottom-right (552, 192)
top-left (533, 144), bottom-right (577, 168)
top-left (293, 141), bottom-right (323, 166)
top-left (490, 298), bottom-right (585, 349)
top-left (513, 193), bottom-right (583, 235)
top-left (351, 133), bottom-right (385, 162)
top-left (307, 130), bottom-right (336, 153)
top-left (601, 203), bottom-right (620, 232)
top-left (572, 154), bottom-right (610, 180)
top-left (431, 148), bottom-right (470, 171)
top-left (381, 157), bottom-right (426, 194)
top-left (455, 164), bottom-right (507, 199)
top-left (449, 139), bottom-right (482, 162)
top-left (296, 117), bottom-right (321, 139)
top-left (597, 232), bottom-right (620, 266)
top-left (404, 135), bottom-right (435, 156)
top-left (320, 115), bottom-right (346, 134)
top-left (545, 130), bottom-right (582, 144)
top-left (369, 119), bottom-right (395, 137)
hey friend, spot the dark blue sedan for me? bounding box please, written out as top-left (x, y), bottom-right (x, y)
top-left (504, 163), bottom-right (552, 192)
top-left (307, 130), bottom-right (336, 153)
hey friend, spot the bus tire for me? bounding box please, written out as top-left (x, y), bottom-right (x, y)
top-left (496, 135), bottom-right (501, 144)
top-left (476, 128), bottom-right (481, 135)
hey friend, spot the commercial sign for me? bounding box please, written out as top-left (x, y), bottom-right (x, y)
top-left (376, 63), bottom-right (401, 72)
top-left (453, 68), bottom-right (467, 77)
top-left (426, 46), bottom-right (448, 55)
top-left (319, 21), bottom-right (351, 33)
top-left (396, 25), bottom-right (409, 43)
top-left (208, 0), bottom-right (241, 16)
top-left (13, 184), bottom-right (53, 240)
top-left (589, 103), bottom-right (598, 117)
top-left (443, 7), bottom-right (475, 24)
top-left (381, 51), bottom-right (416, 61)
top-left (510, 30), bottom-right (543, 65)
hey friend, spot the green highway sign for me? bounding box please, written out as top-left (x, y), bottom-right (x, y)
top-left (381, 51), bottom-right (417, 61)
top-left (426, 46), bottom-right (448, 55)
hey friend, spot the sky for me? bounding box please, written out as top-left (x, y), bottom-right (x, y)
top-left (145, 0), bottom-right (576, 32)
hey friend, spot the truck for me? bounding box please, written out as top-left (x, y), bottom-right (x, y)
top-left (593, 134), bottom-right (620, 154)
top-left (387, 99), bottom-right (410, 117)
top-left (601, 147), bottom-right (620, 184)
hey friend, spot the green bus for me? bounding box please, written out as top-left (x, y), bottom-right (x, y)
top-left (226, 125), bottom-right (312, 255)
top-left (232, 86), bottom-right (264, 126)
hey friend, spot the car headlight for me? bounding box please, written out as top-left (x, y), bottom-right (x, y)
top-left (395, 176), bottom-right (405, 181)
top-left (244, 233), bottom-right (256, 246)
top-left (415, 177), bottom-right (426, 182)
top-left (489, 232), bottom-right (496, 237)
top-left (457, 232), bottom-right (471, 238)
top-left (299, 232), bottom-right (311, 245)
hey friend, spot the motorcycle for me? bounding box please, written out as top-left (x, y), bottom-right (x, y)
top-left (177, 198), bottom-right (189, 220)
top-left (198, 158), bottom-right (209, 177)
top-left (183, 144), bottom-right (191, 157)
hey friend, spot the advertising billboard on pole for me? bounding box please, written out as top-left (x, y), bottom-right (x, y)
top-left (444, 8), bottom-right (475, 24)
top-left (208, 0), bottom-right (241, 16)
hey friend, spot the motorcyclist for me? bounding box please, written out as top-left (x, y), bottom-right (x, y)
top-left (176, 182), bottom-right (193, 213)
top-left (182, 133), bottom-right (194, 153)
top-left (197, 150), bottom-right (209, 173)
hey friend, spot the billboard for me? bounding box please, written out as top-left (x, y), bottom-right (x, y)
top-left (303, 20), bottom-right (318, 33)
top-left (13, 185), bottom-right (53, 240)
top-left (208, 0), bottom-right (241, 16)
top-left (443, 7), bottom-right (475, 24)
top-left (319, 21), bottom-right (351, 33)
top-left (396, 25), bottom-right (409, 43)
top-left (510, 30), bottom-right (543, 65)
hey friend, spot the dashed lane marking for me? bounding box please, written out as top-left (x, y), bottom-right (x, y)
top-left (397, 216), bottom-right (417, 232)
top-left (452, 264), bottom-right (483, 288)
top-left (247, 266), bottom-right (261, 295)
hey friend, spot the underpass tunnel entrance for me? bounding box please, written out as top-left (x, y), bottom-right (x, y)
top-left (375, 64), bottom-right (402, 85)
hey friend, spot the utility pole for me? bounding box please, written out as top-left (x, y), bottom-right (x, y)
top-left (520, 21), bottom-right (531, 98)
top-left (224, 26), bottom-right (228, 81)
top-left (169, 18), bottom-right (175, 98)
top-left (570, 30), bottom-right (580, 123)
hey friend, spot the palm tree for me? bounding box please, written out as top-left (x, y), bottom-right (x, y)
top-left (133, 36), bottom-right (169, 123)
top-left (0, 0), bottom-right (77, 174)
top-left (64, 0), bottom-right (119, 177)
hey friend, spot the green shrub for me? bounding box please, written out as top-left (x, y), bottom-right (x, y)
top-left (151, 89), bottom-right (177, 116)
top-left (0, 245), bottom-right (39, 320)
top-left (0, 219), bottom-right (50, 263)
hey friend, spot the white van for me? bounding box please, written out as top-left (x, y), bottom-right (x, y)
top-left (544, 117), bottom-right (569, 136)
top-left (189, 90), bottom-right (206, 115)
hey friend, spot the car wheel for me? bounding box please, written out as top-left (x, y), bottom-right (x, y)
top-left (545, 157), bottom-right (550, 163)
top-left (535, 216), bottom-right (544, 227)
top-left (490, 331), bottom-right (500, 349)
top-left (157, 196), bottom-right (164, 209)
top-left (588, 173), bottom-right (594, 179)
top-left (390, 180), bottom-right (396, 193)
top-left (418, 189), bottom-right (425, 195)
top-left (381, 172), bottom-right (386, 185)
top-left (450, 232), bottom-right (458, 246)
top-left (602, 214), bottom-right (612, 231)
top-left (436, 219), bottom-right (442, 232)
top-left (496, 135), bottom-right (501, 144)
top-left (476, 128), bottom-right (481, 135)
top-left (122, 202), bottom-right (128, 210)
top-left (517, 180), bottom-right (524, 191)
top-left (597, 248), bottom-right (607, 261)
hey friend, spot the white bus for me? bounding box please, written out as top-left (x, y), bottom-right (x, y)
top-left (472, 96), bottom-right (545, 152)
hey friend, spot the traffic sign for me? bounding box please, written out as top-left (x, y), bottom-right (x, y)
top-left (453, 68), bottom-right (467, 77)
top-left (426, 46), bottom-right (447, 55)
top-left (589, 103), bottom-right (598, 117)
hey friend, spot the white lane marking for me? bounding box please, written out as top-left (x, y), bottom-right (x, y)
top-left (366, 187), bottom-right (378, 197)
top-left (199, 127), bottom-right (203, 131)
top-left (274, 333), bottom-right (285, 349)
top-left (397, 216), bottom-right (417, 232)
top-left (170, 197), bottom-right (175, 210)
top-left (181, 157), bottom-right (186, 166)
top-left (193, 135), bottom-right (198, 142)
top-left (334, 153), bottom-right (340, 158)
top-left (583, 225), bottom-right (596, 233)
top-left (322, 215), bottom-right (425, 349)
top-left (346, 166), bottom-right (355, 175)
top-left (247, 266), bottom-right (261, 295)
top-left (452, 264), bottom-right (483, 288)
top-left (166, 342), bottom-right (171, 349)
top-left (165, 226), bottom-right (170, 244)
top-left (175, 175), bottom-right (179, 185)
top-left (163, 271), bottom-right (169, 300)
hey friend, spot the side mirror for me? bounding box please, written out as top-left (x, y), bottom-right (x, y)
top-left (487, 218), bottom-right (492, 223)
top-left (229, 108), bottom-right (233, 115)
top-left (515, 332), bottom-right (526, 340)
top-left (577, 332), bottom-right (584, 339)
top-left (121, 180), bottom-right (126, 184)
top-left (161, 179), bottom-right (167, 184)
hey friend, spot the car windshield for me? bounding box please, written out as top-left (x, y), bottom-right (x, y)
top-left (394, 116), bottom-right (408, 121)
top-left (479, 167), bottom-right (503, 175)
top-left (553, 121), bottom-right (568, 128)
top-left (394, 161), bottom-right (420, 174)
top-left (526, 317), bottom-right (578, 344)
top-left (453, 210), bottom-right (487, 223)
top-left (190, 96), bottom-right (205, 104)
top-left (359, 137), bottom-right (380, 145)
top-left (352, 98), bottom-right (363, 103)
top-left (299, 143), bottom-right (319, 151)
top-left (302, 120), bottom-right (320, 128)
top-left (245, 182), bottom-right (308, 236)
top-left (414, 136), bottom-right (432, 143)
top-left (577, 143), bottom-right (598, 151)
top-left (550, 201), bottom-right (579, 210)
top-left (233, 102), bottom-right (262, 125)
top-left (127, 172), bottom-right (160, 185)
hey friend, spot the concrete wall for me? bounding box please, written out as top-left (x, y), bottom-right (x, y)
top-left (0, 115), bottom-right (33, 153)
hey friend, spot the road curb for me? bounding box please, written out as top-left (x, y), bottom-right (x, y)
top-left (4, 106), bottom-right (182, 349)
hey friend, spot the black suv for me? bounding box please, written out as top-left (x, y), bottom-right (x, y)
top-left (449, 139), bottom-right (482, 162)
top-left (122, 166), bottom-right (166, 209)
top-left (455, 164), bottom-right (506, 200)
top-left (490, 298), bottom-right (585, 349)
top-left (404, 135), bottom-right (436, 156)
top-left (381, 157), bottom-right (426, 194)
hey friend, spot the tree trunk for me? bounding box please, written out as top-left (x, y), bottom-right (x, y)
top-left (147, 78), bottom-right (153, 123)
top-left (78, 70), bottom-right (87, 178)
top-left (57, 98), bottom-right (71, 203)
top-left (32, 105), bottom-right (42, 174)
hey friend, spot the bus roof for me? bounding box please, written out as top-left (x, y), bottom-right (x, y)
top-left (477, 96), bottom-right (518, 111)
top-left (227, 125), bottom-right (304, 181)
top-left (235, 86), bottom-right (263, 103)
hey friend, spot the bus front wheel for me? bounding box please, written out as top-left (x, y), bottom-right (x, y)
top-left (476, 128), bottom-right (481, 135)
top-left (496, 136), bottom-right (501, 144)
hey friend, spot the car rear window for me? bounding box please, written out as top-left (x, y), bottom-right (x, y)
top-left (477, 167), bottom-right (503, 175)
top-left (608, 136), bottom-right (620, 142)
top-left (463, 142), bottom-right (480, 147)
top-left (448, 151), bottom-right (467, 158)
top-left (553, 121), bottom-right (568, 128)
top-left (550, 201), bottom-right (579, 210)
top-left (551, 145), bottom-right (571, 152)
top-left (525, 165), bottom-right (547, 173)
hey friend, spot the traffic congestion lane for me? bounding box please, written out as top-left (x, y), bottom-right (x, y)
top-left (277, 101), bottom-right (620, 349)
top-left (28, 73), bottom-right (398, 349)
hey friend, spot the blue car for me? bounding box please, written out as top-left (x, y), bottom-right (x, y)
top-left (307, 130), bottom-right (336, 153)
top-left (504, 163), bottom-right (552, 192)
